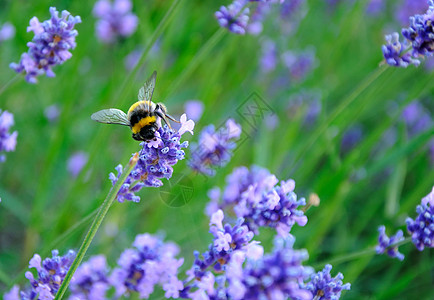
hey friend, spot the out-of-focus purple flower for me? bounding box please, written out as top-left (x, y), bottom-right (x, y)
top-left (287, 90), bottom-right (322, 127)
top-left (188, 119), bottom-right (241, 176)
top-left (260, 40), bottom-right (278, 73)
top-left (225, 237), bottom-right (313, 300)
top-left (44, 104), bottom-right (60, 123)
top-left (341, 124), bottom-right (363, 155)
top-left (10, 7), bottom-right (81, 83)
top-left (366, 0), bottom-right (384, 16)
top-left (69, 255), bottom-right (110, 300)
top-left (184, 100), bottom-right (204, 122)
top-left (402, 101), bottom-right (433, 136)
top-left (93, 0), bottom-right (138, 43)
top-left (0, 109), bottom-right (18, 163)
top-left (124, 48), bottom-right (143, 71)
top-left (215, 0), bottom-right (250, 34)
top-left (0, 22), bottom-right (15, 42)
top-left (206, 166), bottom-right (308, 237)
top-left (264, 113), bottom-right (279, 130)
top-left (110, 233), bottom-right (184, 299)
top-left (406, 187), bottom-right (434, 251)
top-left (376, 225), bottom-right (405, 261)
top-left (402, 1), bottom-right (434, 57)
top-left (4, 285), bottom-right (20, 300)
top-left (304, 264), bottom-right (351, 299)
top-left (395, 0), bottom-right (428, 25)
top-left (110, 116), bottom-right (194, 202)
top-left (382, 33), bottom-right (420, 67)
top-left (281, 48), bottom-right (317, 81)
top-left (14, 250), bottom-right (76, 299)
top-left (67, 151), bottom-right (88, 178)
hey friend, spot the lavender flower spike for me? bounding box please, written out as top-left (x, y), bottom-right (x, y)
top-left (0, 109), bottom-right (18, 163)
top-left (93, 0), bottom-right (139, 43)
top-left (188, 119), bottom-right (241, 176)
top-left (402, 1), bottom-right (434, 57)
top-left (382, 32), bottom-right (420, 67)
top-left (226, 237), bottom-right (313, 300)
top-left (305, 264), bottom-right (351, 300)
top-left (215, 0), bottom-right (250, 34)
top-left (206, 166), bottom-right (308, 237)
top-left (110, 114), bottom-right (194, 202)
top-left (10, 7), bottom-right (81, 83)
top-left (376, 225), bottom-right (405, 261)
top-left (10, 250), bottom-right (77, 299)
top-left (109, 233), bottom-right (184, 299)
top-left (69, 255), bottom-right (110, 300)
top-left (406, 187), bottom-right (434, 251)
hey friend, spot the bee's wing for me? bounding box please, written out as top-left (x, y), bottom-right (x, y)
top-left (138, 71), bottom-right (157, 111)
top-left (91, 109), bottom-right (130, 126)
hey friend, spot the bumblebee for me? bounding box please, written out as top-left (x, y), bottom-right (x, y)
top-left (91, 71), bottom-right (179, 141)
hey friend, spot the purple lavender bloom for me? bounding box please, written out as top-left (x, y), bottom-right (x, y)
top-left (44, 104), bottom-right (60, 123)
top-left (382, 33), bottom-right (420, 67)
top-left (402, 1), bottom-right (434, 57)
top-left (281, 48), bottom-right (317, 81)
top-left (206, 166), bottom-right (308, 237)
top-left (17, 250), bottom-right (76, 299)
top-left (9, 7), bottom-right (81, 83)
top-left (188, 210), bottom-right (255, 282)
top-left (0, 22), bottom-right (15, 42)
top-left (406, 187), bottom-right (434, 251)
top-left (0, 109), bottom-right (18, 163)
top-left (366, 0), bottom-right (384, 16)
top-left (184, 100), bottom-right (204, 122)
top-left (93, 0), bottom-right (139, 43)
top-left (215, 0), bottom-right (250, 35)
top-left (4, 285), bottom-right (20, 300)
top-left (340, 124), bottom-right (363, 155)
top-left (109, 233), bottom-right (184, 299)
top-left (188, 119), bottom-right (241, 176)
top-left (260, 40), bottom-right (278, 73)
top-left (402, 101), bottom-right (433, 136)
top-left (110, 115), bottom-right (194, 202)
top-left (305, 264), bottom-right (351, 299)
top-left (67, 151), bottom-right (88, 178)
top-left (376, 225), bottom-right (405, 261)
top-left (225, 237), bottom-right (313, 300)
top-left (69, 255), bottom-right (110, 300)
top-left (395, 0), bottom-right (428, 25)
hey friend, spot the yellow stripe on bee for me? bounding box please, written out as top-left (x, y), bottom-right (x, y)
top-left (131, 116), bottom-right (156, 134)
top-left (128, 101), bottom-right (146, 114)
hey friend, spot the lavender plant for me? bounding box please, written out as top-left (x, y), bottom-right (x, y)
top-left (382, 0), bottom-right (434, 67)
top-left (10, 7), bottom-right (81, 83)
top-left (92, 0), bottom-right (138, 43)
top-left (0, 109), bottom-right (18, 163)
top-left (188, 119), bottom-right (241, 176)
top-left (110, 116), bottom-right (194, 202)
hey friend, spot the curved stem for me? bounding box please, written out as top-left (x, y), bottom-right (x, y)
top-left (0, 74), bottom-right (19, 97)
top-left (312, 237), bottom-right (412, 269)
top-left (54, 153), bottom-right (139, 300)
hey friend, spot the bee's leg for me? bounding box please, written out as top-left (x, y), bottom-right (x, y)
top-left (155, 111), bottom-right (172, 129)
top-left (156, 102), bottom-right (180, 123)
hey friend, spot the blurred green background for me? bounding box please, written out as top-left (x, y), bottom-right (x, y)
top-left (1, 0), bottom-right (433, 299)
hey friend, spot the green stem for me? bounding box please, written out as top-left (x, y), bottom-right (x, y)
top-left (0, 74), bottom-right (19, 97)
top-left (54, 153), bottom-right (139, 300)
top-left (163, 27), bottom-right (226, 99)
top-left (117, 0), bottom-right (182, 106)
top-left (312, 237), bottom-right (412, 269)
top-left (288, 65), bottom-right (387, 171)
